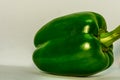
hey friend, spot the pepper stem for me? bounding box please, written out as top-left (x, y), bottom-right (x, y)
top-left (100, 25), bottom-right (120, 47)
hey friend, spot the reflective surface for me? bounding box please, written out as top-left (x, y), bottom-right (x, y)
top-left (0, 64), bottom-right (120, 80)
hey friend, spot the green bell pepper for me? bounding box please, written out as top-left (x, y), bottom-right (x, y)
top-left (33, 11), bottom-right (120, 76)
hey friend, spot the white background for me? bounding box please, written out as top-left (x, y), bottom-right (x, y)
top-left (0, 0), bottom-right (120, 80)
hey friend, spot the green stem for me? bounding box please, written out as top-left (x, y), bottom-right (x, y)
top-left (100, 25), bottom-right (120, 47)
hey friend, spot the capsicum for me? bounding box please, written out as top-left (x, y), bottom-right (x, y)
top-left (33, 11), bottom-right (120, 76)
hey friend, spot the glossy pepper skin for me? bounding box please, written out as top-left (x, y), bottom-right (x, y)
top-left (33, 12), bottom-right (115, 76)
